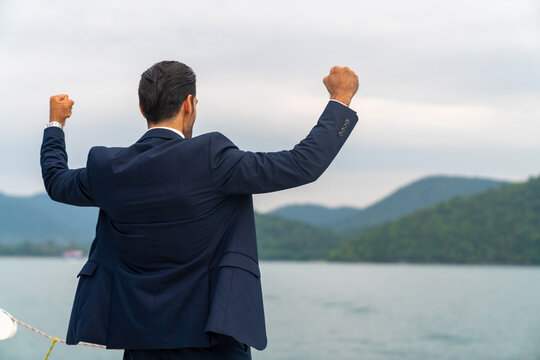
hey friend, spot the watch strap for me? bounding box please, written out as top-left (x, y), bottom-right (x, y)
top-left (45, 121), bottom-right (64, 130)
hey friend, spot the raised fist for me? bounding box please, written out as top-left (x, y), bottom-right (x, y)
top-left (49, 94), bottom-right (75, 125)
top-left (323, 66), bottom-right (359, 107)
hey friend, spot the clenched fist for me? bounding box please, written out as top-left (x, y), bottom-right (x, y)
top-left (49, 94), bottom-right (75, 126)
top-left (323, 66), bottom-right (359, 107)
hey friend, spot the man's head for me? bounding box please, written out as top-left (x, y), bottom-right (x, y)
top-left (138, 61), bottom-right (197, 137)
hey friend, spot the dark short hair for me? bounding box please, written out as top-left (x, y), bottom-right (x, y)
top-left (138, 61), bottom-right (196, 124)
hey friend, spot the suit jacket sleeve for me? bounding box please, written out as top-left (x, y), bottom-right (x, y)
top-left (209, 100), bottom-right (358, 195)
top-left (40, 127), bottom-right (96, 206)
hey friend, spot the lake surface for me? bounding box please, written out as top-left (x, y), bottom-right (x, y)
top-left (0, 258), bottom-right (539, 360)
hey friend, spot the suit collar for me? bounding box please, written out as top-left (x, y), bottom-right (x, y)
top-left (148, 126), bottom-right (185, 138)
top-left (137, 128), bottom-right (184, 143)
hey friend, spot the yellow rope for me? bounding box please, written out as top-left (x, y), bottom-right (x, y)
top-left (4, 312), bottom-right (123, 359)
top-left (44, 337), bottom-right (58, 360)
top-left (8, 314), bottom-right (107, 348)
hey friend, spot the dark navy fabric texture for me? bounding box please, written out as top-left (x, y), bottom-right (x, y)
top-left (40, 101), bottom-right (358, 351)
top-left (123, 334), bottom-right (251, 360)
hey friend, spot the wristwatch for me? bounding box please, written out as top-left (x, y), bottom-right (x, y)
top-left (45, 121), bottom-right (64, 130)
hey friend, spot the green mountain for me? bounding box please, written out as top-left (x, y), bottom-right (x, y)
top-left (329, 177), bottom-right (540, 264)
top-left (0, 193), bottom-right (97, 243)
top-left (0, 174), bottom-right (515, 261)
top-left (269, 204), bottom-right (358, 227)
top-left (255, 214), bottom-right (346, 260)
top-left (270, 176), bottom-right (508, 232)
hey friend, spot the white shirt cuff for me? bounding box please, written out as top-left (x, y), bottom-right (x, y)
top-left (330, 99), bottom-right (348, 107)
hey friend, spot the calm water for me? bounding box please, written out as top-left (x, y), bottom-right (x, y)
top-left (1, 258), bottom-right (539, 360)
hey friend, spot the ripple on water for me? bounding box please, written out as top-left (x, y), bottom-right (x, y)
top-left (322, 300), bottom-right (375, 315)
top-left (426, 332), bottom-right (477, 345)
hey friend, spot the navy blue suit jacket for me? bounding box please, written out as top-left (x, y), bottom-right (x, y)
top-left (40, 101), bottom-right (357, 351)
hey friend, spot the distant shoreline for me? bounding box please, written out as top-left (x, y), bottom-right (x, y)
top-left (1, 255), bottom-right (539, 267)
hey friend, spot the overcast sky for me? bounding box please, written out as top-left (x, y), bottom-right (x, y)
top-left (0, 0), bottom-right (539, 212)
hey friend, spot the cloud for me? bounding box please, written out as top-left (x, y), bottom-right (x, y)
top-left (0, 0), bottom-right (539, 210)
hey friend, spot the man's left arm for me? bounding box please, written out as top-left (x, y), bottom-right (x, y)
top-left (40, 94), bottom-right (96, 206)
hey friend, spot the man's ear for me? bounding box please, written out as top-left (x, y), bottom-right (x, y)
top-left (183, 95), bottom-right (193, 116)
top-left (139, 104), bottom-right (147, 119)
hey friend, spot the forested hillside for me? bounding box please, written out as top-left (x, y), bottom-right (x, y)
top-left (0, 193), bottom-right (97, 244)
top-left (329, 177), bottom-right (540, 264)
top-left (255, 214), bottom-right (346, 260)
top-left (271, 176), bottom-right (507, 232)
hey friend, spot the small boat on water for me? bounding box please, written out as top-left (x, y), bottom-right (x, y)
top-left (62, 249), bottom-right (84, 259)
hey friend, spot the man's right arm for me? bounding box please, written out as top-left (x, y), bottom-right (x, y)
top-left (209, 66), bottom-right (359, 195)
